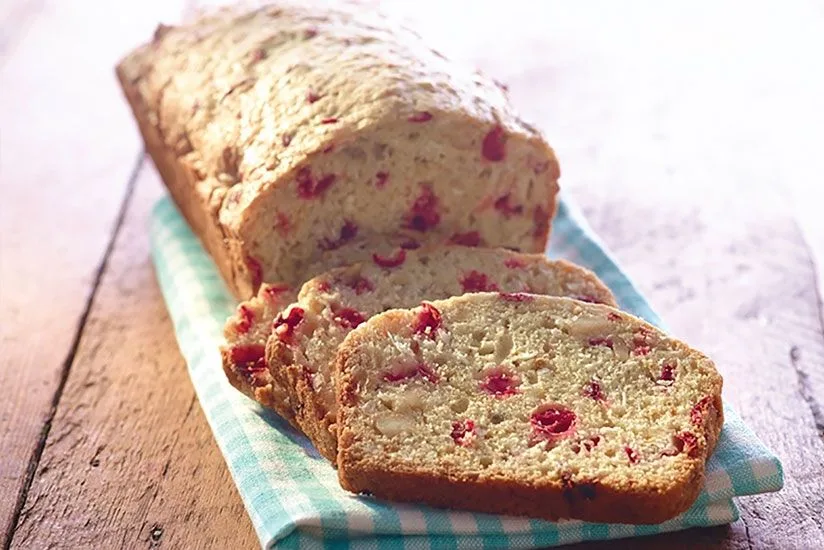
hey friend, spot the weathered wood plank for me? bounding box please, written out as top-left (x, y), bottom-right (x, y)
top-left (9, 162), bottom-right (258, 550)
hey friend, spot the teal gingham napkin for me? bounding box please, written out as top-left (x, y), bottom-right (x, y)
top-left (150, 194), bottom-right (783, 549)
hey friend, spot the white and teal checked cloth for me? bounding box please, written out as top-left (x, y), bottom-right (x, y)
top-left (150, 194), bottom-right (783, 549)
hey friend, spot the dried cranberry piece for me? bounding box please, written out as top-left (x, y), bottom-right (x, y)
top-left (499, 292), bottom-right (534, 302)
top-left (449, 231), bottom-right (482, 247)
top-left (504, 257), bottom-right (527, 269)
top-left (375, 171), bottom-right (389, 188)
top-left (588, 337), bottom-right (614, 350)
top-left (583, 380), bottom-right (606, 401)
top-left (348, 276), bottom-right (374, 295)
top-left (318, 220), bottom-right (358, 251)
top-left (625, 447), bottom-right (640, 464)
top-left (383, 362), bottom-right (439, 384)
top-left (408, 111), bottom-right (433, 123)
top-left (245, 256), bottom-right (263, 289)
top-left (273, 306), bottom-right (305, 344)
top-left (460, 270), bottom-right (499, 293)
top-left (230, 344), bottom-right (267, 382)
top-left (632, 326), bottom-right (654, 356)
top-left (413, 302), bottom-right (442, 339)
top-left (658, 360), bottom-right (676, 385)
top-left (306, 89), bottom-right (322, 104)
top-left (235, 305), bottom-right (255, 334)
top-left (333, 307), bottom-right (365, 329)
top-left (691, 396), bottom-right (713, 426)
top-left (480, 368), bottom-right (520, 397)
top-left (403, 185), bottom-right (440, 232)
top-left (296, 167), bottom-right (335, 199)
top-left (273, 211), bottom-right (291, 237)
top-left (607, 311), bottom-right (622, 322)
top-left (451, 419), bottom-right (476, 446)
top-left (250, 48), bottom-right (267, 62)
top-left (281, 133), bottom-right (293, 147)
top-left (262, 283), bottom-right (290, 303)
top-left (673, 431), bottom-right (700, 458)
top-left (303, 27), bottom-right (318, 39)
top-left (481, 125), bottom-right (507, 161)
top-left (575, 295), bottom-right (604, 305)
top-left (533, 206), bottom-right (550, 240)
top-left (493, 193), bottom-right (523, 218)
top-left (400, 239), bottom-right (420, 250)
top-left (372, 249), bottom-right (406, 268)
top-left (315, 281), bottom-right (331, 292)
top-left (531, 405), bottom-right (576, 441)
top-left (322, 144), bottom-right (335, 154)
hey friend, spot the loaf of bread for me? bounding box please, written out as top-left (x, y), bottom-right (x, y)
top-left (117, 2), bottom-right (560, 299)
top-left (336, 294), bottom-right (723, 524)
top-left (266, 245), bottom-right (616, 460)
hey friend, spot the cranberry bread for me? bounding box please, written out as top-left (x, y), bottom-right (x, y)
top-left (116, 2), bottom-right (560, 300)
top-left (267, 245), bottom-right (616, 460)
top-left (222, 235), bottom-right (426, 417)
top-left (336, 294), bottom-right (723, 524)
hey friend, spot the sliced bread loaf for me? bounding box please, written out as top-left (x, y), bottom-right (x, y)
top-left (336, 293), bottom-right (723, 524)
top-left (267, 246), bottom-right (616, 460)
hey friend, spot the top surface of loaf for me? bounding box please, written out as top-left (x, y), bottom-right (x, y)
top-left (118, 1), bottom-right (545, 206)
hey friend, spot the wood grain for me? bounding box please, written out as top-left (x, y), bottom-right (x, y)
top-left (8, 162), bottom-right (258, 550)
top-left (0, 0), bottom-right (184, 545)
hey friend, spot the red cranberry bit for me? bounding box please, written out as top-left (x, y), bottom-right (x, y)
top-left (372, 248), bottom-right (406, 268)
top-left (296, 166), bottom-right (335, 199)
top-left (383, 362), bottom-right (439, 384)
top-left (607, 311), bottom-right (622, 322)
top-left (303, 27), bottom-right (318, 39)
top-left (262, 283), bottom-right (290, 303)
top-left (230, 344), bottom-right (267, 380)
top-left (625, 447), bottom-right (640, 464)
top-left (235, 305), bottom-right (255, 334)
top-left (273, 306), bottom-right (305, 344)
top-left (673, 431), bottom-right (700, 458)
top-left (320, 117), bottom-right (338, 124)
top-left (588, 337), bottom-right (614, 350)
top-left (333, 307), bottom-right (365, 329)
top-left (315, 281), bottom-right (331, 292)
top-left (480, 368), bottom-right (521, 397)
top-left (400, 239), bottom-right (421, 250)
top-left (533, 206), bottom-right (550, 240)
top-left (632, 326), bottom-right (654, 356)
top-left (582, 435), bottom-right (601, 452)
top-left (251, 48), bottom-right (266, 62)
top-left (281, 133), bottom-right (293, 147)
top-left (530, 405), bottom-right (577, 441)
top-left (408, 111), bottom-right (433, 123)
top-left (322, 144), bottom-right (335, 154)
top-left (245, 256), bottom-right (263, 289)
top-left (504, 257), bottom-right (527, 269)
top-left (451, 419), bottom-right (476, 446)
top-left (460, 270), bottom-right (499, 293)
top-left (349, 276), bottom-right (374, 295)
top-left (404, 185), bottom-right (440, 232)
top-left (306, 89), bottom-right (322, 104)
top-left (318, 220), bottom-right (358, 251)
top-left (481, 125), bottom-right (507, 161)
top-left (499, 292), bottom-right (534, 302)
top-left (375, 171), bottom-right (389, 188)
top-left (493, 193), bottom-right (523, 218)
top-left (273, 211), bottom-right (291, 237)
top-left (575, 295), bottom-right (603, 305)
top-left (691, 396), bottom-right (713, 426)
top-left (658, 360), bottom-right (677, 385)
top-left (531, 160), bottom-right (551, 174)
top-left (413, 302), bottom-right (442, 339)
top-left (583, 380), bottom-right (606, 401)
top-left (450, 231), bottom-right (482, 247)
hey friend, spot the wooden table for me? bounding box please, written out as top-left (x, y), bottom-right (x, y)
top-left (2, 1), bottom-right (823, 548)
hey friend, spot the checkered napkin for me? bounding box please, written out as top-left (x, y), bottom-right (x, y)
top-left (150, 194), bottom-right (783, 549)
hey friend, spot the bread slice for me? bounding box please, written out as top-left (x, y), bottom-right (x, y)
top-left (117, 2), bottom-right (559, 299)
top-left (336, 293), bottom-right (723, 524)
top-left (267, 246), bottom-right (616, 460)
top-left (222, 235), bottom-right (426, 418)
